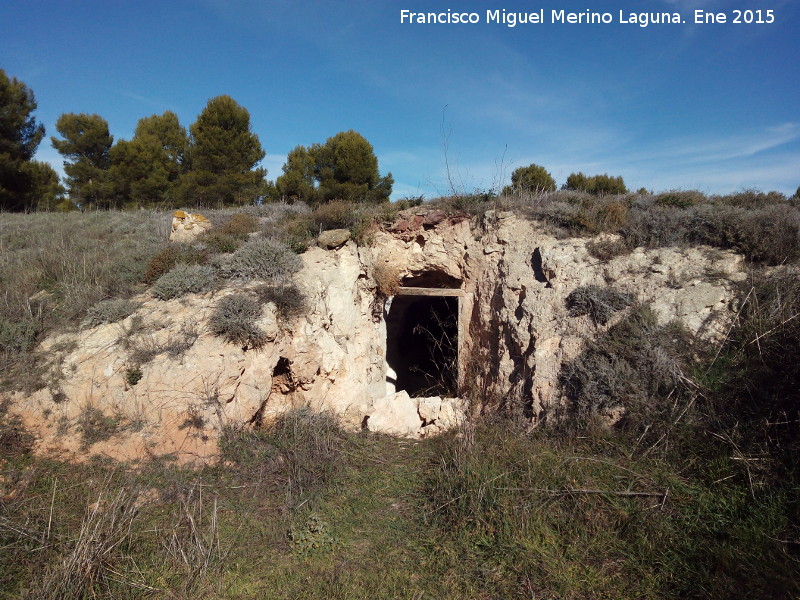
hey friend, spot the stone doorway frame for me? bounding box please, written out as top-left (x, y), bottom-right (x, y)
top-left (391, 286), bottom-right (472, 394)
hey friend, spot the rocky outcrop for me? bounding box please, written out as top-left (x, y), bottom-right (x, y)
top-left (6, 209), bottom-right (745, 463)
top-left (169, 210), bottom-right (212, 242)
top-left (317, 228), bottom-right (351, 249)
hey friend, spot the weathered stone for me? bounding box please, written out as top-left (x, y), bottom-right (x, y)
top-left (318, 229), bottom-right (351, 249)
top-left (417, 396), bottom-right (443, 423)
top-left (423, 210), bottom-right (447, 226)
top-left (170, 210), bottom-right (212, 242)
top-left (366, 391), bottom-right (421, 437)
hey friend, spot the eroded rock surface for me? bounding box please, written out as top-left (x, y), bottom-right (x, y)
top-left (6, 209), bottom-right (745, 462)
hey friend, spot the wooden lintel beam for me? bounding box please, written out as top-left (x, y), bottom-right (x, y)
top-left (395, 287), bottom-right (464, 297)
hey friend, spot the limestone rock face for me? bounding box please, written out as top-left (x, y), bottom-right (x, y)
top-left (318, 229), bottom-right (351, 249)
top-left (170, 210), bottom-right (212, 242)
top-left (5, 208), bottom-right (745, 463)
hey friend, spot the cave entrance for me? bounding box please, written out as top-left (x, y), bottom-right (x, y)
top-left (385, 286), bottom-right (464, 398)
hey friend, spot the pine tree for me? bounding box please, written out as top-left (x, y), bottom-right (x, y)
top-left (175, 95), bottom-right (266, 206)
top-left (109, 111), bottom-right (187, 206)
top-left (0, 69), bottom-right (47, 211)
top-left (51, 113), bottom-right (114, 207)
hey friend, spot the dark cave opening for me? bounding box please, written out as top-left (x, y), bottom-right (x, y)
top-left (386, 295), bottom-right (459, 398)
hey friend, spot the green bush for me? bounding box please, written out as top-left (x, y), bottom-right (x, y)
top-left (654, 190), bottom-right (705, 209)
top-left (0, 317), bottom-right (40, 353)
top-left (502, 163), bottom-right (556, 195)
top-left (151, 264), bottom-right (217, 300)
top-left (82, 298), bottom-right (141, 328)
top-left (219, 237), bottom-right (301, 282)
top-left (566, 172), bottom-right (627, 195)
top-left (208, 293), bottom-right (266, 348)
top-left (566, 285), bottom-right (633, 325)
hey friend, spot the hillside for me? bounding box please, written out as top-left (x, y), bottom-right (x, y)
top-left (1, 189), bottom-right (799, 598)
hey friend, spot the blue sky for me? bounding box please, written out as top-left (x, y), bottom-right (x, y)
top-left (1, 0), bottom-right (798, 198)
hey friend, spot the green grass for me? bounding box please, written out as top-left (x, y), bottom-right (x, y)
top-left (1, 411), bottom-right (797, 599)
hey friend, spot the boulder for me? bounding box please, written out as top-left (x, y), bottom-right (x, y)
top-left (366, 391), bottom-right (422, 437)
top-left (170, 210), bottom-right (212, 242)
top-left (318, 229), bottom-right (351, 249)
top-left (423, 210), bottom-right (447, 227)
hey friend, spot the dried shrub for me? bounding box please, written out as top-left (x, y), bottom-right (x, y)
top-left (708, 267), bottom-right (800, 462)
top-left (151, 264), bottom-right (217, 300)
top-left (218, 238), bottom-right (301, 283)
top-left (0, 400), bottom-right (35, 457)
top-left (256, 283), bottom-right (306, 321)
top-left (33, 481), bottom-right (142, 600)
top-left (566, 285), bottom-right (633, 325)
top-left (689, 203), bottom-right (800, 265)
top-left (714, 189), bottom-right (787, 209)
top-left (143, 244), bottom-right (208, 284)
top-left (595, 200), bottom-right (629, 230)
top-left (82, 299), bottom-right (141, 328)
top-left (373, 262), bottom-right (402, 296)
top-left (622, 205), bottom-right (694, 249)
top-left (208, 293), bottom-right (266, 348)
top-left (77, 406), bottom-right (121, 450)
top-left (218, 409), bottom-right (344, 497)
top-left (559, 305), bottom-right (695, 441)
top-left (220, 212), bottom-right (260, 238)
top-left (586, 237), bottom-right (630, 261)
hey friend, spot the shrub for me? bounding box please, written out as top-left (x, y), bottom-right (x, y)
top-left (256, 283), bottom-right (306, 320)
top-left (502, 163), bottom-right (556, 195)
top-left (373, 262), bottom-right (402, 296)
top-left (707, 268), bottom-right (800, 465)
top-left (151, 264), bottom-right (217, 300)
top-left (0, 400), bottom-right (35, 457)
top-left (394, 195), bottom-right (425, 210)
top-left (0, 317), bottom-right (40, 353)
top-left (654, 190), bottom-right (705, 209)
top-left (565, 172), bottom-right (627, 195)
top-left (208, 293), bottom-right (266, 348)
top-left (125, 365), bottom-right (143, 386)
top-left (219, 238), bottom-right (301, 283)
top-left (218, 409), bottom-right (344, 496)
top-left (220, 212), bottom-right (259, 238)
top-left (197, 230), bottom-right (239, 253)
top-left (559, 305), bottom-right (694, 440)
top-left (77, 405), bottom-right (121, 449)
top-left (622, 204), bottom-right (694, 249)
top-left (143, 244), bottom-right (208, 284)
top-left (586, 237), bottom-right (630, 261)
top-left (82, 299), bottom-right (141, 328)
top-left (566, 285), bottom-right (633, 325)
top-left (714, 189), bottom-right (787, 209)
top-left (695, 203), bottom-right (800, 265)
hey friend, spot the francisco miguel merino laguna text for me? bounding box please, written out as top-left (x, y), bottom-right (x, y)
top-left (400, 9), bottom-right (693, 27)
